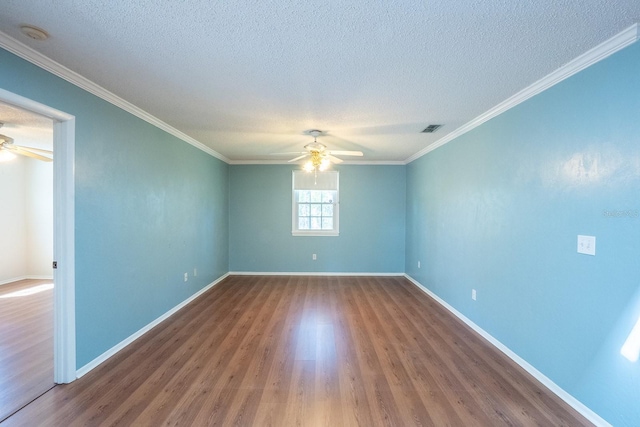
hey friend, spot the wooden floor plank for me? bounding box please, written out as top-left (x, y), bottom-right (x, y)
top-left (2, 276), bottom-right (592, 426)
top-left (0, 279), bottom-right (54, 423)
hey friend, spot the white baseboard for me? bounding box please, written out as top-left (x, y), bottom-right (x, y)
top-left (403, 274), bottom-right (610, 427)
top-left (228, 271), bottom-right (404, 276)
top-left (0, 275), bottom-right (54, 286)
top-left (76, 273), bottom-right (229, 378)
top-left (0, 276), bottom-right (27, 286)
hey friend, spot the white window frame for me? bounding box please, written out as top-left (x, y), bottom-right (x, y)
top-left (292, 171), bottom-right (339, 236)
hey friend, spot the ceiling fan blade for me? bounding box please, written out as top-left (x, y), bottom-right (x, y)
top-left (13, 145), bottom-right (53, 155)
top-left (5, 145), bottom-right (53, 162)
top-left (327, 155), bottom-right (344, 164)
top-left (269, 151), bottom-right (307, 156)
top-left (327, 150), bottom-right (363, 156)
top-left (288, 154), bottom-right (309, 162)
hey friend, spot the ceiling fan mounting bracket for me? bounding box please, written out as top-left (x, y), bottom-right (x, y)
top-left (305, 129), bottom-right (323, 138)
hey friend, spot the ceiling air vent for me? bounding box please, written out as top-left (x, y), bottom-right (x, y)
top-left (421, 124), bottom-right (442, 133)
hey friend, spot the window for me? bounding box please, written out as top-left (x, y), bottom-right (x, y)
top-left (292, 171), bottom-right (339, 236)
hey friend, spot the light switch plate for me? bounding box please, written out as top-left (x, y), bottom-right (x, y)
top-left (577, 235), bottom-right (596, 255)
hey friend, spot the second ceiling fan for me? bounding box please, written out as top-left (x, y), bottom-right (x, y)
top-left (0, 133), bottom-right (53, 162)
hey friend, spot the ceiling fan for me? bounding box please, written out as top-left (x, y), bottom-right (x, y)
top-left (273, 130), bottom-right (363, 172)
top-left (0, 134), bottom-right (53, 162)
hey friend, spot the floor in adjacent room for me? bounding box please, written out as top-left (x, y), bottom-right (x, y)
top-left (2, 275), bottom-right (591, 426)
top-left (0, 279), bottom-right (54, 423)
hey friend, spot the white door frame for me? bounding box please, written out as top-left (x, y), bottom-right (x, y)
top-left (0, 87), bottom-right (76, 383)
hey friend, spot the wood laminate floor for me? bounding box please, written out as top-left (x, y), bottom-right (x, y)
top-left (2, 276), bottom-right (591, 426)
top-left (0, 279), bottom-right (54, 423)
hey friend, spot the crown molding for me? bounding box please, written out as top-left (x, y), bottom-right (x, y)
top-left (405, 23), bottom-right (639, 164)
top-left (229, 159), bottom-right (406, 165)
top-left (3, 21), bottom-right (637, 167)
top-left (0, 31), bottom-right (230, 163)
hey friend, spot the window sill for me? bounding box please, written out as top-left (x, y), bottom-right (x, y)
top-left (292, 231), bottom-right (339, 237)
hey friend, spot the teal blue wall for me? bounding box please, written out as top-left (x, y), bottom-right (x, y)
top-left (4, 33), bottom-right (639, 425)
top-left (405, 42), bottom-right (640, 425)
top-left (0, 48), bottom-right (229, 367)
top-left (229, 165), bottom-right (405, 273)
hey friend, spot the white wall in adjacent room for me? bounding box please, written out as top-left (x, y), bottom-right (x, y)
top-left (25, 158), bottom-right (53, 277)
top-left (0, 156), bottom-right (52, 284)
top-left (0, 156), bottom-right (28, 283)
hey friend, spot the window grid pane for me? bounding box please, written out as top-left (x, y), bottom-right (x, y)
top-left (298, 190), bottom-right (311, 203)
top-left (295, 189), bottom-right (336, 231)
top-left (298, 217), bottom-right (309, 229)
top-left (310, 217), bottom-right (322, 230)
top-left (322, 218), bottom-right (333, 229)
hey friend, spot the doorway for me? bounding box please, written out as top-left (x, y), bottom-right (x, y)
top-left (0, 99), bottom-right (56, 420)
top-left (0, 88), bottom-right (76, 400)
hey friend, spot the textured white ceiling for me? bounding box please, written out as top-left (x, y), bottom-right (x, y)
top-left (0, 1), bottom-right (638, 162)
top-left (0, 101), bottom-right (53, 150)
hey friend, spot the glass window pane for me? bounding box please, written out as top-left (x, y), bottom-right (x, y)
top-left (310, 204), bottom-right (322, 216)
top-left (310, 217), bottom-right (322, 229)
top-left (322, 191), bottom-right (335, 203)
top-left (298, 204), bottom-right (310, 216)
top-left (298, 190), bottom-right (311, 203)
top-left (310, 191), bottom-right (322, 202)
top-left (298, 217), bottom-right (309, 229)
top-left (293, 173), bottom-right (338, 235)
top-left (322, 218), bottom-right (333, 229)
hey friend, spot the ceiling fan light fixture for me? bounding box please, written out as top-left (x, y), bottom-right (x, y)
top-left (303, 160), bottom-right (315, 172)
top-left (0, 149), bottom-right (17, 162)
top-left (270, 129), bottom-right (363, 172)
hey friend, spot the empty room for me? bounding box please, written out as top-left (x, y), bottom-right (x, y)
top-left (0, 2), bottom-right (639, 426)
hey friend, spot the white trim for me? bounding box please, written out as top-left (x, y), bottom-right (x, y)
top-left (0, 88), bottom-right (77, 384)
top-left (336, 160), bottom-right (405, 166)
top-left (291, 231), bottom-right (340, 237)
top-left (76, 273), bottom-right (229, 378)
top-left (0, 277), bottom-right (29, 286)
top-left (0, 276), bottom-right (53, 286)
top-left (403, 274), bottom-right (611, 427)
top-left (53, 117), bottom-right (76, 384)
top-left (0, 31), bottom-right (229, 164)
top-left (230, 160), bottom-right (406, 165)
top-left (292, 170), bottom-right (340, 236)
top-left (228, 272), bottom-right (404, 276)
top-left (2, 24), bottom-right (637, 168)
top-left (405, 23), bottom-right (640, 164)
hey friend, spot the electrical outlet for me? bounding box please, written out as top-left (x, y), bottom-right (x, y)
top-left (418, 261), bottom-right (421, 268)
top-left (184, 272), bottom-right (188, 282)
top-left (312, 253), bottom-right (317, 260)
top-left (472, 289), bottom-right (477, 300)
